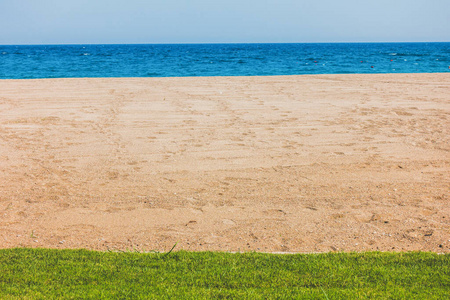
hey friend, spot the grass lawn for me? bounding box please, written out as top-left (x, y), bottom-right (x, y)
top-left (0, 248), bottom-right (448, 299)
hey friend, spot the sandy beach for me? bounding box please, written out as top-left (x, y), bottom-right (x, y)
top-left (0, 73), bottom-right (449, 253)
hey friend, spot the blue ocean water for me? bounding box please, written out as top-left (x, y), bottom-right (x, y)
top-left (0, 43), bottom-right (449, 79)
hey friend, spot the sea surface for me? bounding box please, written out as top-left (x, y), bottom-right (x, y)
top-left (1, 43), bottom-right (449, 79)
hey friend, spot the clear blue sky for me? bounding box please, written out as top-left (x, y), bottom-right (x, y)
top-left (1, 0), bottom-right (449, 44)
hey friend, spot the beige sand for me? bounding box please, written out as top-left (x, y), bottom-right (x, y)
top-left (0, 74), bottom-right (449, 253)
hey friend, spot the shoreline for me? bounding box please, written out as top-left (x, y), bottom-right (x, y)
top-left (0, 73), bottom-right (449, 252)
top-left (1, 71), bottom-right (450, 81)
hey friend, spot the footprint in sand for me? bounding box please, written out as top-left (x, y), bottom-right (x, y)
top-left (222, 219), bottom-right (235, 225)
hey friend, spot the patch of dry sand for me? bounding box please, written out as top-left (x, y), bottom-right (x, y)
top-left (0, 74), bottom-right (449, 252)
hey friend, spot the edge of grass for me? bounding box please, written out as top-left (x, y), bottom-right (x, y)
top-left (0, 248), bottom-right (448, 299)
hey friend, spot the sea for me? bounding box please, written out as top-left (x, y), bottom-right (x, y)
top-left (0, 43), bottom-right (449, 79)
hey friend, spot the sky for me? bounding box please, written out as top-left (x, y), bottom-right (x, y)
top-left (0, 0), bottom-right (449, 44)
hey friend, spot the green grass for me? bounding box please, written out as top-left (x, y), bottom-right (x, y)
top-left (0, 249), bottom-right (448, 299)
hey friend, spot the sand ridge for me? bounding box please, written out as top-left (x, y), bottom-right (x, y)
top-left (0, 74), bottom-right (449, 252)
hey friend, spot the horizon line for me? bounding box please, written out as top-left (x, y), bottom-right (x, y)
top-left (1, 41), bottom-right (449, 46)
